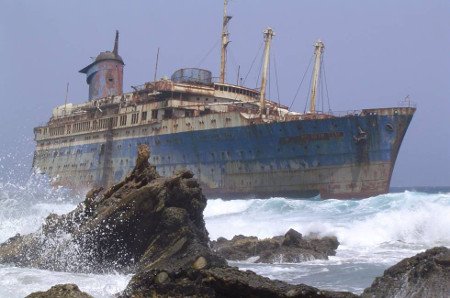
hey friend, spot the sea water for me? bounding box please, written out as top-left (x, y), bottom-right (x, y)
top-left (205, 192), bottom-right (450, 293)
top-left (0, 174), bottom-right (449, 296)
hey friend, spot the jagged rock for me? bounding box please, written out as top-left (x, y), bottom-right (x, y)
top-left (25, 284), bottom-right (93, 298)
top-left (210, 229), bottom-right (339, 263)
top-left (283, 228), bottom-right (303, 246)
top-left (0, 145), bottom-right (357, 297)
top-left (362, 246), bottom-right (450, 298)
top-left (0, 144), bottom-right (213, 273)
top-left (121, 266), bottom-right (357, 298)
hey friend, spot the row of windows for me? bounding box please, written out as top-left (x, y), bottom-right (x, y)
top-left (214, 84), bottom-right (258, 98)
top-left (43, 111), bottom-right (154, 136)
top-left (72, 121), bottom-right (90, 133)
top-left (49, 126), bottom-right (65, 136)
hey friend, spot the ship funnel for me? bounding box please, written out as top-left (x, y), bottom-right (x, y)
top-left (79, 31), bottom-right (125, 100)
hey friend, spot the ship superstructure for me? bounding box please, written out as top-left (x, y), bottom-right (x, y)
top-left (32, 2), bottom-right (415, 199)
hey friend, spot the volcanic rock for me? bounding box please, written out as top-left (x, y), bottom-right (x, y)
top-left (210, 228), bottom-right (339, 263)
top-left (122, 265), bottom-right (356, 298)
top-left (0, 145), bottom-right (357, 297)
top-left (25, 284), bottom-right (93, 298)
top-left (362, 246), bottom-right (450, 298)
top-left (0, 144), bottom-right (217, 273)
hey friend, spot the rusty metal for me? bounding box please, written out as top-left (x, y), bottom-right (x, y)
top-left (32, 20), bottom-right (417, 200)
top-left (79, 31), bottom-right (124, 100)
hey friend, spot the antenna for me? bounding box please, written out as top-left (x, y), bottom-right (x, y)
top-left (64, 82), bottom-right (69, 115)
top-left (153, 47), bottom-right (160, 82)
top-left (236, 65), bottom-right (240, 86)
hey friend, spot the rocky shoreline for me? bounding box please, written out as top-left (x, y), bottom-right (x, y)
top-left (1, 145), bottom-right (448, 297)
top-left (211, 229), bottom-right (339, 263)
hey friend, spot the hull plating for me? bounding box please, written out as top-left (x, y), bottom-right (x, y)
top-left (33, 108), bottom-right (414, 199)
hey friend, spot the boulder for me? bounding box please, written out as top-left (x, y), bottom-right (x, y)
top-left (362, 246), bottom-right (450, 298)
top-left (210, 229), bottom-right (339, 263)
top-left (25, 284), bottom-right (92, 298)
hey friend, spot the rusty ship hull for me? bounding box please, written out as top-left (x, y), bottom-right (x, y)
top-left (32, 23), bottom-right (416, 199)
top-left (33, 103), bottom-right (415, 199)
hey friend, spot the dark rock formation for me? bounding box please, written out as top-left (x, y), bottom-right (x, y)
top-left (25, 284), bottom-right (93, 298)
top-left (122, 266), bottom-right (356, 298)
top-left (210, 228), bottom-right (339, 263)
top-left (1, 145), bottom-right (357, 297)
top-left (362, 246), bottom-right (450, 298)
top-left (0, 144), bottom-right (214, 273)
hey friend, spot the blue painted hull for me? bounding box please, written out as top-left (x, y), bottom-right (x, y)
top-left (33, 107), bottom-right (415, 199)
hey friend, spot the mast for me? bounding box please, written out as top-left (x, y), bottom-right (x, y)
top-left (259, 27), bottom-right (275, 116)
top-left (64, 82), bottom-right (69, 116)
top-left (219, 0), bottom-right (231, 83)
top-left (309, 40), bottom-right (324, 114)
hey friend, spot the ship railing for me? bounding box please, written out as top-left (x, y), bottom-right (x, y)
top-left (329, 110), bottom-right (363, 117)
top-left (398, 97), bottom-right (417, 108)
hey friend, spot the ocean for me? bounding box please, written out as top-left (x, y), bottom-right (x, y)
top-left (0, 174), bottom-right (449, 297)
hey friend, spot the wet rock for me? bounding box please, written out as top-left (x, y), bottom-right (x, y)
top-left (210, 229), bottom-right (339, 263)
top-left (362, 246), bottom-right (450, 298)
top-left (25, 284), bottom-right (93, 298)
top-left (0, 145), bottom-right (357, 297)
top-left (122, 265), bottom-right (357, 298)
top-left (0, 144), bottom-right (214, 273)
top-left (282, 228), bottom-right (303, 246)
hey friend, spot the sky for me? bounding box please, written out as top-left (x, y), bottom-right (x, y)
top-left (0, 0), bottom-right (449, 186)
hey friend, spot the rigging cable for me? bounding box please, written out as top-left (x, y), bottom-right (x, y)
top-left (289, 54), bottom-right (314, 111)
top-left (273, 52), bottom-right (281, 109)
top-left (320, 55), bottom-right (324, 113)
top-left (304, 61), bottom-right (315, 114)
top-left (322, 55), bottom-right (332, 112)
top-left (255, 50), bottom-right (264, 89)
top-left (228, 47), bottom-right (240, 79)
top-left (196, 39), bottom-right (220, 68)
top-left (243, 41), bottom-right (264, 85)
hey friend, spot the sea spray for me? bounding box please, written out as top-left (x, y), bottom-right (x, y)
top-left (205, 191), bottom-right (450, 250)
top-left (0, 175), bottom-right (132, 297)
top-left (205, 191), bottom-right (450, 293)
top-left (1, 174), bottom-right (449, 295)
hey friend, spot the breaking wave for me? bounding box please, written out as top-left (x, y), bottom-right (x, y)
top-left (1, 167), bottom-right (449, 295)
top-left (0, 174), bottom-right (131, 297)
top-left (205, 191), bottom-right (450, 263)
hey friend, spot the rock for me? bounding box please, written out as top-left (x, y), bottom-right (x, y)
top-left (193, 256), bottom-right (208, 269)
top-left (362, 246), bottom-right (450, 298)
top-left (121, 266), bottom-right (357, 298)
top-left (282, 228), bottom-right (303, 246)
top-left (25, 284), bottom-right (93, 298)
top-left (0, 144), bottom-right (216, 273)
top-left (210, 229), bottom-right (339, 263)
top-left (0, 145), bottom-right (357, 297)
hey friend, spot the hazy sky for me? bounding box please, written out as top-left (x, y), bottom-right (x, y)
top-left (0, 0), bottom-right (449, 186)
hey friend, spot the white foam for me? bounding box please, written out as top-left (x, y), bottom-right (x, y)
top-left (0, 265), bottom-right (131, 298)
top-left (204, 199), bottom-right (254, 217)
top-left (205, 192), bottom-right (450, 265)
